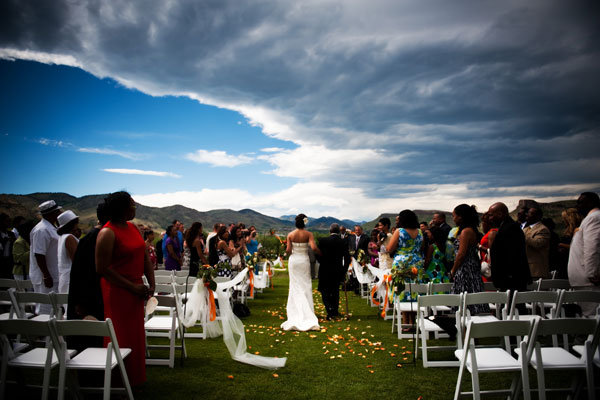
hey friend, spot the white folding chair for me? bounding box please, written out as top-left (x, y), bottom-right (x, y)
top-left (0, 319), bottom-right (74, 400)
top-left (537, 278), bottom-right (571, 291)
top-left (15, 280), bottom-right (34, 291)
top-left (10, 291), bottom-right (60, 322)
top-left (393, 283), bottom-right (429, 337)
top-left (516, 318), bottom-right (600, 400)
top-left (145, 294), bottom-right (187, 368)
top-left (454, 319), bottom-right (535, 400)
top-left (556, 290), bottom-right (600, 319)
top-left (506, 290), bottom-right (561, 321)
top-left (154, 270), bottom-right (173, 277)
top-left (155, 275), bottom-right (174, 284)
top-left (174, 270), bottom-right (190, 278)
top-left (53, 318), bottom-right (133, 400)
top-left (416, 293), bottom-right (462, 368)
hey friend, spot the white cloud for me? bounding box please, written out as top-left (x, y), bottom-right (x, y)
top-left (103, 168), bottom-right (181, 178)
top-left (260, 147), bottom-right (286, 153)
top-left (184, 149), bottom-right (253, 167)
top-left (37, 138), bottom-right (71, 147)
top-left (78, 147), bottom-right (145, 160)
top-left (0, 48), bottom-right (82, 68)
top-left (133, 181), bottom-right (597, 221)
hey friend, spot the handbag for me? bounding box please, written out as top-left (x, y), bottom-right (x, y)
top-left (479, 247), bottom-right (492, 278)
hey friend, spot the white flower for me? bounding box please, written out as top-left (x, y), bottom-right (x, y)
top-left (303, 217), bottom-right (308, 225)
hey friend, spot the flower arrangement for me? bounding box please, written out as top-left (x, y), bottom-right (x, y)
top-left (355, 249), bottom-right (369, 273)
top-left (198, 261), bottom-right (231, 291)
top-left (390, 265), bottom-right (419, 294)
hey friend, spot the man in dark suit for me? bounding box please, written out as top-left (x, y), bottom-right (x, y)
top-left (432, 212), bottom-right (452, 239)
top-left (488, 202), bottom-right (531, 294)
top-left (317, 223), bottom-right (350, 320)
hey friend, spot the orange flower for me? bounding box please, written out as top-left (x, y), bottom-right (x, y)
top-left (272, 374), bottom-right (279, 378)
top-left (411, 267), bottom-right (418, 275)
top-left (227, 375), bottom-right (234, 380)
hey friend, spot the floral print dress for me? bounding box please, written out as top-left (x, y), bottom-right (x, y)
top-left (391, 228), bottom-right (425, 301)
top-left (451, 233), bottom-right (489, 314)
top-left (425, 244), bottom-right (450, 284)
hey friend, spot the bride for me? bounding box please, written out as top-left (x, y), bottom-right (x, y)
top-left (280, 214), bottom-right (321, 331)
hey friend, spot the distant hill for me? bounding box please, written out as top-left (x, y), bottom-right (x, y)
top-left (0, 193), bottom-right (577, 235)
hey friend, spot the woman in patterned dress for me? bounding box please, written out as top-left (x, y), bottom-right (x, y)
top-left (450, 204), bottom-right (488, 314)
top-left (387, 210), bottom-right (425, 328)
top-left (424, 226), bottom-right (450, 284)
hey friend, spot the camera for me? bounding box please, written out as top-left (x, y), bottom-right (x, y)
top-left (378, 231), bottom-right (387, 241)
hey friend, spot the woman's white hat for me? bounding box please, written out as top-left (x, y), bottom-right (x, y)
top-left (57, 210), bottom-right (79, 231)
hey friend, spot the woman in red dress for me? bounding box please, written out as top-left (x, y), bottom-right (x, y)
top-left (95, 191), bottom-right (155, 387)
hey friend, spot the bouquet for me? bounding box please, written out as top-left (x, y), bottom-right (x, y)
top-left (356, 249), bottom-right (369, 273)
top-left (198, 261), bottom-right (231, 291)
top-left (390, 264), bottom-right (420, 294)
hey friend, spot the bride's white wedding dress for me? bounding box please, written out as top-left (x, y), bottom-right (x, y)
top-left (280, 242), bottom-right (321, 331)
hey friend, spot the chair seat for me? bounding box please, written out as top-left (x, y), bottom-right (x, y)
top-left (8, 348), bottom-right (76, 368)
top-left (468, 315), bottom-right (498, 323)
top-left (421, 318), bottom-right (444, 332)
top-left (512, 314), bottom-right (539, 322)
top-left (432, 305), bottom-right (451, 312)
top-left (66, 347), bottom-right (132, 370)
top-left (31, 314), bottom-right (52, 322)
top-left (145, 315), bottom-right (178, 330)
top-left (0, 313), bottom-right (11, 320)
top-left (455, 348), bottom-right (521, 371)
top-left (515, 347), bottom-right (585, 369)
top-left (397, 302), bottom-right (421, 312)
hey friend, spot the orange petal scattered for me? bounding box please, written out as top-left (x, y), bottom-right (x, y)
top-left (273, 374), bottom-right (279, 378)
top-left (227, 375), bottom-right (234, 379)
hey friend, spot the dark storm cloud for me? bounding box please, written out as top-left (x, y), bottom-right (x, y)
top-left (1, 0), bottom-right (599, 199)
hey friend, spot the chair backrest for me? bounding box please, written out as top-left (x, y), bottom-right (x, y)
top-left (154, 270), bottom-right (173, 277)
top-left (463, 290), bottom-right (510, 307)
top-left (535, 317), bottom-right (597, 337)
top-left (155, 295), bottom-right (177, 308)
top-left (16, 280), bottom-right (34, 291)
top-left (418, 293), bottom-right (462, 308)
top-left (430, 282), bottom-right (452, 294)
top-left (0, 318), bottom-right (54, 337)
top-left (0, 279), bottom-right (18, 290)
top-left (407, 283), bottom-right (429, 295)
top-left (173, 271), bottom-right (189, 278)
top-left (509, 290), bottom-right (561, 318)
top-left (53, 319), bottom-right (111, 337)
top-left (557, 290), bottom-right (600, 318)
top-left (155, 275), bottom-right (174, 284)
top-left (465, 319), bottom-right (534, 340)
top-left (527, 278), bottom-right (541, 291)
top-left (537, 279), bottom-right (570, 291)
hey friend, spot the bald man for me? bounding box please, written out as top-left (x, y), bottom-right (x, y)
top-left (488, 202), bottom-right (531, 293)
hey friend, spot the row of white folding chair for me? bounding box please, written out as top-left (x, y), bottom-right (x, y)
top-left (454, 317), bottom-right (600, 400)
top-left (0, 318), bottom-right (133, 400)
top-left (392, 283), bottom-right (429, 338)
top-left (0, 278), bottom-right (33, 291)
top-left (0, 289), bottom-right (66, 321)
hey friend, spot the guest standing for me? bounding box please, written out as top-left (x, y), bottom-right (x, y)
top-left (424, 226), bottom-right (450, 284)
top-left (432, 212), bottom-right (452, 239)
top-left (95, 191), bottom-right (155, 387)
top-left (450, 204), bottom-right (488, 314)
top-left (388, 210), bottom-right (425, 301)
top-left (0, 213), bottom-right (15, 279)
top-left (479, 212), bottom-right (498, 282)
top-left (556, 208), bottom-right (582, 279)
top-left (185, 222), bottom-right (208, 277)
top-left (164, 225), bottom-right (182, 271)
top-left (523, 207), bottom-right (551, 279)
top-left (487, 202), bottom-right (531, 294)
top-left (568, 192), bottom-right (600, 317)
top-left (376, 217), bottom-right (393, 271)
top-left (30, 200), bottom-right (62, 314)
top-left (57, 210), bottom-right (80, 294)
top-left (368, 229), bottom-right (380, 267)
top-left (144, 230), bottom-right (158, 270)
top-left (12, 221), bottom-right (33, 280)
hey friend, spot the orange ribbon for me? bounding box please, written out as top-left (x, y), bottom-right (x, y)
top-left (249, 269), bottom-right (254, 297)
top-left (204, 281), bottom-right (217, 322)
top-left (371, 285), bottom-right (381, 306)
top-left (380, 275), bottom-right (391, 319)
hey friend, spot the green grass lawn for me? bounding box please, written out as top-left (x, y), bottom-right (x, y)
top-left (138, 271), bottom-right (530, 400)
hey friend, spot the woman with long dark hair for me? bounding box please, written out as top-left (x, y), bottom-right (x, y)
top-left (450, 204), bottom-right (488, 314)
top-left (95, 191), bottom-right (155, 387)
top-left (164, 224), bottom-right (182, 271)
top-left (185, 222), bottom-right (208, 277)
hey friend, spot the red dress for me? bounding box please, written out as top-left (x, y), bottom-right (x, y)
top-left (101, 221), bottom-right (146, 386)
top-left (479, 228), bottom-right (498, 283)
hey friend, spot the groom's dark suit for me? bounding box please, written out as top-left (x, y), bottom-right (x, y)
top-left (317, 233), bottom-right (350, 318)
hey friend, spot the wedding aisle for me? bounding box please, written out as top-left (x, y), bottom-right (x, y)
top-left (139, 270), bottom-right (510, 399)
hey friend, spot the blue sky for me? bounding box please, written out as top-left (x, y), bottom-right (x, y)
top-left (1, 1), bottom-right (599, 220)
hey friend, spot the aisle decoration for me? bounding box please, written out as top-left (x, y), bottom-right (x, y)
top-left (182, 267), bottom-right (287, 369)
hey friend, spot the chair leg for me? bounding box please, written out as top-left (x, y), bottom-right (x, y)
top-left (41, 362), bottom-right (52, 400)
top-left (57, 363), bottom-right (66, 400)
top-left (1, 350), bottom-right (8, 400)
top-left (471, 366), bottom-right (481, 400)
top-left (453, 360), bottom-right (466, 400)
top-left (169, 330), bottom-right (175, 368)
top-left (536, 366), bottom-right (546, 400)
top-left (103, 364), bottom-right (112, 400)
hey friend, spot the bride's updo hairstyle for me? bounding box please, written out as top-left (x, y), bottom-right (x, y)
top-left (295, 213), bottom-right (307, 229)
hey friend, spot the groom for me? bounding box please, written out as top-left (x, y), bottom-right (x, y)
top-left (317, 223), bottom-right (350, 320)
